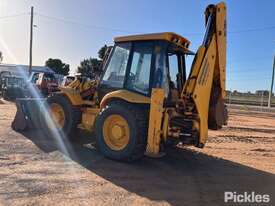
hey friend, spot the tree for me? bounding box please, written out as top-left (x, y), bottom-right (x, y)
top-left (77, 45), bottom-right (108, 77)
top-left (98, 45), bottom-right (108, 60)
top-left (77, 58), bottom-right (102, 78)
top-left (0, 51), bottom-right (3, 63)
top-left (45, 58), bottom-right (70, 75)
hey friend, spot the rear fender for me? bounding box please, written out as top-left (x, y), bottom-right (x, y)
top-left (99, 90), bottom-right (150, 110)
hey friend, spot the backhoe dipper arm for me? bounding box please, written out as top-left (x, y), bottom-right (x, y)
top-left (181, 2), bottom-right (227, 146)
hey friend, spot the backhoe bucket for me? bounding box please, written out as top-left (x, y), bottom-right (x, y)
top-left (11, 98), bottom-right (45, 131)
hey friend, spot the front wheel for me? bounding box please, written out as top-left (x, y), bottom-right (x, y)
top-left (95, 101), bottom-right (148, 162)
top-left (41, 94), bottom-right (81, 139)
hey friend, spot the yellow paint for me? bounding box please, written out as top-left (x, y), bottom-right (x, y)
top-left (80, 108), bottom-right (100, 131)
top-left (179, 2), bottom-right (227, 146)
top-left (44, 2), bottom-right (226, 155)
top-left (100, 90), bottom-right (150, 109)
top-left (193, 36), bottom-right (217, 144)
top-left (59, 87), bottom-right (84, 106)
top-left (114, 32), bottom-right (193, 53)
top-left (162, 110), bottom-right (169, 141)
top-left (215, 2), bottom-right (227, 98)
top-left (146, 88), bottom-right (165, 155)
top-left (103, 114), bottom-right (130, 151)
top-left (58, 78), bottom-right (98, 106)
top-left (49, 103), bottom-right (65, 129)
top-left (182, 46), bottom-right (206, 97)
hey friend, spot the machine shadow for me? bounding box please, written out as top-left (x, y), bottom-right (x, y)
top-left (21, 130), bottom-right (275, 206)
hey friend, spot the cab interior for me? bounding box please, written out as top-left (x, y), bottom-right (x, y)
top-left (98, 39), bottom-right (194, 104)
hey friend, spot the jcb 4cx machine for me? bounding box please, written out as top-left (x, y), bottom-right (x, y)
top-left (13, 2), bottom-right (228, 161)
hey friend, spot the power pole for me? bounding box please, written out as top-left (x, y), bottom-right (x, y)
top-left (268, 54), bottom-right (275, 108)
top-left (29, 6), bottom-right (34, 75)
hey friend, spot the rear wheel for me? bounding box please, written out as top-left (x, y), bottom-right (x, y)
top-left (95, 101), bottom-right (148, 162)
top-left (41, 94), bottom-right (81, 139)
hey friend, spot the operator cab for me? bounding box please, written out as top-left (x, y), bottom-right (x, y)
top-left (98, 32), bottom-right (194, 102)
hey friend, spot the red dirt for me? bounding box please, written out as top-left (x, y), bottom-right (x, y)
top-left (0, 103), bottom-right (274, 206)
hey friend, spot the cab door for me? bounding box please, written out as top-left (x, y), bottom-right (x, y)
top-left (97, 42), bottom-right (131, 101)
top-left (167, 52), bottom-right (186, 101)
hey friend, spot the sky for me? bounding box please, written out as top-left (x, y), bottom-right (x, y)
top-left (0, 0), bottom-right (274, 92)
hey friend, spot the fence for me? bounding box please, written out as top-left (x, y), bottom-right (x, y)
top-left (226, 94), bottom-right (275, 107)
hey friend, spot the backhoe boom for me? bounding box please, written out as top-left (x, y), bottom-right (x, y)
top-left (181, 2), bottom-right (227, 146)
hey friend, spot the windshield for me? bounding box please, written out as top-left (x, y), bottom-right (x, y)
top-left (101, 42), bottom-right (131, 88)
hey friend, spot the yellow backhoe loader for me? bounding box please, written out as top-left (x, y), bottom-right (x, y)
top-left (12, 2), bottom-right (228, 161)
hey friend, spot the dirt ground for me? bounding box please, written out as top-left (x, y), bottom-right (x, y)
top-left (0, 101), bottom-right (274, 206)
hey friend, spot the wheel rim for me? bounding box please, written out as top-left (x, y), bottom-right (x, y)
top-left (103, 114), bottom-right (130, 151)
top-left (49, 103), bottom-right (65, 129)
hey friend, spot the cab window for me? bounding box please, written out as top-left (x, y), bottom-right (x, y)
top-left (168, 54), bottom-right (179, 89)
top-left (126, 42), bottom-right (153, 95)
top-left (153, 43), bottom-right (169, 97)
top-left (102, 43), bottom-right (131, 88)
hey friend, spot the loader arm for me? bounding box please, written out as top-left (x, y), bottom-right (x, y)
top-left (181, 2), bottom-right (227, 146)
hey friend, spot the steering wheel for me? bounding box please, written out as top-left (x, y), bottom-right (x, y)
top-left (128, 72), bottom-right (136, 81)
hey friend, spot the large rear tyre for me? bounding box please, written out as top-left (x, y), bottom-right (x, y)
top-left (41, 94), bottom-right (81, 140)
top-left (95, 101), bottom-right (148, 162)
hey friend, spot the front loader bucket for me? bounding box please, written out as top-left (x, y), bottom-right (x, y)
top-left (11, 98), bottom-right (45, 131)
